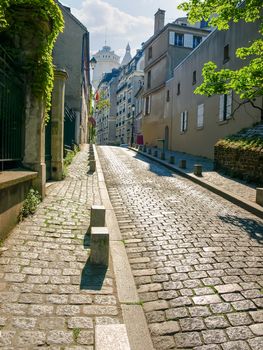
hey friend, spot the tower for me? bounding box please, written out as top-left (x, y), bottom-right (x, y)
top-left (121, 43), bottom-right (132, 66)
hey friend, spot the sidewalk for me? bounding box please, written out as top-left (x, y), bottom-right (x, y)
top-left (131, 147), bottom-right (263, 219)
top-left (0, 145), bottom-right (123, 349)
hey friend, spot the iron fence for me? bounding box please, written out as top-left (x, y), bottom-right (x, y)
top-left (0, 45), bottom-right (25, 170)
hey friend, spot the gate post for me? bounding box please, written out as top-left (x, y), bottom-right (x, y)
top-left (50, 69), bottom-right (68, 181)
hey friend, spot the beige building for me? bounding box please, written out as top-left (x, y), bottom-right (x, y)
top-left (152, 17), bottom-right (262, 159)
top-left (142, 9), bottom-right (211, 150)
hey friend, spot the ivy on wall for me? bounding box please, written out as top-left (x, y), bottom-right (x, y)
top-left (0, 0), bottom-right (64, 122)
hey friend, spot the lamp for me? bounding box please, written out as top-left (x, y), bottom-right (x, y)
top-left (90, 57), bottom-right (97, 70)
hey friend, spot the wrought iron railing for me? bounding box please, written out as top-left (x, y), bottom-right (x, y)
top-left (0, 45), bottom-right (25, 170)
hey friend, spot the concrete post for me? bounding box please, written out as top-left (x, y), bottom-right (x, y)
top-left (90, 205), bottom-right (106, 227)
top-left (50, 69), bottom-right (68, 181)
top-left (148, 148), bottom-right (152, 155)
top-left (194, 164), bottom-right (202, 176)
top-left (256, 188), bottom-right (263, 206)
top-left (169, 156), bottom-right (175, 164)
top-left (90, 227), bottom-right (109, 266)
top-left (154, 150), bottom-right (158, 157)
top-left (160, 152), bottom-right (165, 160)
top-left (23, 88), bottom-right (46, 198)
top-left (179, 160), bottom-right (187, 169)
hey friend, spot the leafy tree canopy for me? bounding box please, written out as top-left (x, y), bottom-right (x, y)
top-left (178, 0), bottom-right (263, 105)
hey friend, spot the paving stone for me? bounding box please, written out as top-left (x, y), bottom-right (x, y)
top-left (248, 336), bottom-right (263, 350)
top-left (194, 345), bottom-right (221, 350)
top-left (189, 306), bottom-right (211, 317)
top-left (174, 332), bottom-right (202, 348)
top-left (68, 317), bottom-right (93, 329)
top-left (38, 317), bottom-right (66, 330)
top-left (12, 317), bottom-right (37, 329)
top-left (16, 331), bottom-right (46, 346)
top-left (249, 323), bottom-right (263, 336)
top-left (227, 312), bottom-right (252, 326)
top-left (179, 317), bottom-right (205, 331)
top-left (149, 321), bottom-right (180, 335)
top-left (226, 326), bottom-right (254, 340)
top-left (152, 336), bottom-right (175, 349)
top-left (47, 331), bottom-right (73, 345)
top-left (231, 300), bottom-right (257, 311)
top-left (205, 315), bottom-right (229, 328)
top-left (210, 303), bottom-right (233, 314)
top-left (221, 340), bottom-right (250, 350)
top-left (249, 310), bottom-right (263, 322)
top-left (202, 329), bottom-right (228, 344)
top-left (193, 294), bottom-right (221, 305)
top-left (143, 300), bottom-right (168, 312)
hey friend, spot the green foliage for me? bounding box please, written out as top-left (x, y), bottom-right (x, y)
top-left (72, 328), bottom-right (81, 342)
top-left (64, 145), bottom-right (79, 169)
top-left (19, 188), bottom-right (41, 221)
top-left (0, 0), bottom-right (64, 122)
top-left (96, 90), bottom-right (110, 111)
top-left (178, 0), bottom-right (263, 103)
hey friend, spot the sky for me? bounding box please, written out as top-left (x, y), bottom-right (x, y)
top-left (61, 0), bottom-right (186, 59)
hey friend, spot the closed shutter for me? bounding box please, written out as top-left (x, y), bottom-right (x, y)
top-left (219, 94), bottom-right (225, 121)
top-left (226, 90), bottom-right (233, 119)
top-left (184, 110), bottom-right (188, 131)
top-left (143, 98), bottom-right (146, 115)
top-left (180, 112), bottom-right (184, 132)
top-left (148, 95), bottom-right (151, 114)
top-left (197, 104), bottom-right (204, 128)
top-left (184, 34), bottom-right (193, 48)
top-left (169, 31), bottom-right (175, 45)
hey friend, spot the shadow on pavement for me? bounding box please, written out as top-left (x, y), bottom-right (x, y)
top-left (83, 232), bottom-right (90, 249)
top-left (218, 215), bottom-right (263, 243)
top-left (80, 257), bottom-right (107, 290)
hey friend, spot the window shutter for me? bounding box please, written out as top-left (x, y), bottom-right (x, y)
top-left (184, 34), bottom-right (193, 48)
top-left (180, 112), bottom-right (184, 132)
top-left (219, 95), bottom-right (224, 121)
top-left (148, 95), bottom-right (151, 114)
top-left (197, 104), bottom-right (204, 128)
top-left (184, 110), bottom-right (188, 131)
top-left (226, 90), bottom-right (233, 118)
top-left (169, 31), bottom-right (175, 45)
top-left (143, 98), bottom-right (146, 115)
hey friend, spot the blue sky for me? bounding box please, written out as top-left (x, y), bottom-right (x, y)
top-left (61, 0), bottom-right (186, 59)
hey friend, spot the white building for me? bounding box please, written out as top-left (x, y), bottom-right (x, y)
top-left (92, 45), bottom-right (120, 89)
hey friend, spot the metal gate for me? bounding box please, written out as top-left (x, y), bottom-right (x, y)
top-left (0, 45), bottom-right (25, 171)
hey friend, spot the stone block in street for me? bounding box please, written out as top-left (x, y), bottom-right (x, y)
top-left (90, 205), bottom-right (106, 228)
top-left (95, 324), bottom-right (131, 350)
top-left (90, 227), bottom-right (109, 266)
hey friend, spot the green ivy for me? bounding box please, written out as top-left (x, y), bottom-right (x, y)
top-left (0, 0), bottom-right (64, 122)
top-left (19, 188), bottom-right (41, 221)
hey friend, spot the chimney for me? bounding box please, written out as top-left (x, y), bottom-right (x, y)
top-left (154, 9), bottom-right (165, 34)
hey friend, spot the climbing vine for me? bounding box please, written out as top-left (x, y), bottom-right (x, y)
top-left (0, 0), bottom-right (64, 122)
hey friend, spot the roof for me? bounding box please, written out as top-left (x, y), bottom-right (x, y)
top-left (58, 1), bottom-right (88, 32)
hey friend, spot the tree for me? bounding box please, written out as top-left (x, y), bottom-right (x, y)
top-left (178, 0), bottom-right (263, 113)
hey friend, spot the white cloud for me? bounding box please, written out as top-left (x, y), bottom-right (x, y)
top-left (71, 0), bottom-right (153, 58)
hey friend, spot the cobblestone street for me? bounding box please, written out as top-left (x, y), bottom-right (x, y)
top-left (98, 145), bottom-right (263, 350)
top-left (0, 146), bottom-right (122, 349)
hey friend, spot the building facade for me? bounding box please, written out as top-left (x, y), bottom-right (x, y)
top-left (166, 16), bottom-right (262, 159)
top-left (142, 9), bottom-right (211, 149)
top-left (115, 49), bottom-right (144, 145)
top-left (92, 46), bottom-right (120, 90)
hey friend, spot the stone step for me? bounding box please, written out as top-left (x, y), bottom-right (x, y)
top-left (95, 324), bottom-right (131, 350)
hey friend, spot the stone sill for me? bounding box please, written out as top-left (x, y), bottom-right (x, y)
top-left (0, 170), bottom-right (38, 190)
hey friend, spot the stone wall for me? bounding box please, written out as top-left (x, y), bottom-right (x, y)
top-left (214, 144), bottom-right (263, 185)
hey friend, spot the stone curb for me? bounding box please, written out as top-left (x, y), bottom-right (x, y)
top-left (129, 147), bottom-right (263, 220)
top-left (93, 145), bottom-right (154, 350)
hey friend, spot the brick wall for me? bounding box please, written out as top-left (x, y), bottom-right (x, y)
top-left (214, 145), bottom-right (263, 185)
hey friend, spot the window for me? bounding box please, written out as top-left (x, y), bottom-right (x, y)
top-left (177, 83), bottom-right (181, 95)
top-left (193, 36), bottom-right (202, 48)
top-left (148, 46), bottom-right (152, 60)
top-left (219, 91), bottom-right (232, 121)
top-left (169, 31), bottom-right (184, 46)
top-left (175, 33), bottom-right (184, 46)
top-left (192, 71), bottom-right (197, 85)
top-left (180, 111), bottom-right (188, 132)
top-left (145, 96), bottom-right (151, 115)
top-left (223, 44), bottom-right (230, 63)
top-left (197, 104), bottom-right (204, 128)
top-left (166, 90), bottom-right (170, 102)
top-left (147, 70), bottom-right (151, 89)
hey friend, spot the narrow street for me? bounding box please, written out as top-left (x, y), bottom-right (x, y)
top-left (98, 145), bottom-right (263, 350)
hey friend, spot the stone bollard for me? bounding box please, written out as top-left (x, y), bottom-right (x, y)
top-left (179, 159), bottom-right (186, 169)
top-left (138, 145), bottom-right (143, 151)
top-left (143, 146), bottom-right (147, 152)
top-left (256, 188), bottom-right (263, 206)
top-left (160, 152), bottom-right (165, 160)
top-left (90, 227), bottom-right (109, 266)
top-left (90, 205), bottom-right (106, 228)
top-left (148, 148), bottom-right (152, 155)
top-left (194, 164), bottom-right (202, 176)
top-left (154, 150), bottom-right (158, 157)
top-left (169, 156), bottom-right (175, 164)
top-left (89, 159), bottom-right (96, 172)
